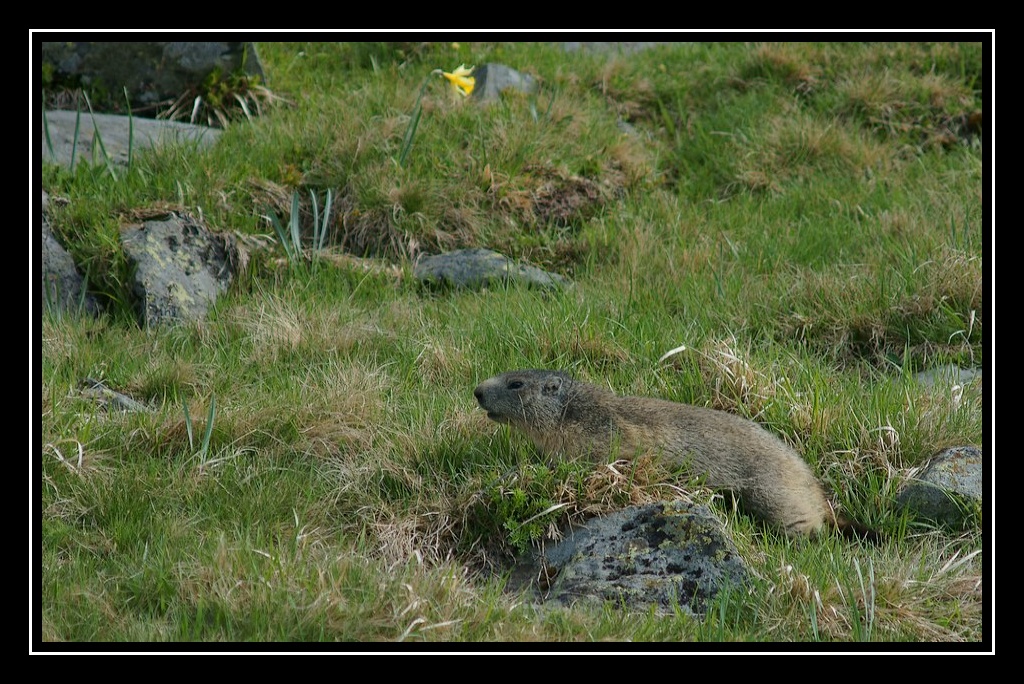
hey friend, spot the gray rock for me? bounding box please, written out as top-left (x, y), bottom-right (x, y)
top-left (41, 191), bottom-right (101, 316)
top-left (120, 214), bottom-right (237, 327)
top-left (897, 446), bottom-right (983, 529)
top-left (43, 109), bottom-right (221, 168)
top-left (471, 64), bottom-right (538, 103)
top-left (914, 364), bottom-right (982, 387)
top-left (562, 42), bottom-right (677, 55)
top-left (76, 378), bottom-right (151, 413)
top-left (42, 42), bottom-right (263, 110)
top-left (511, 501), bottom-right (749, 617)
top-left (413, 248), bottom-right (568, 291)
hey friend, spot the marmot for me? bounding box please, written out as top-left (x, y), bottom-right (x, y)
top-left (474, 369), bottom-right (876, 540)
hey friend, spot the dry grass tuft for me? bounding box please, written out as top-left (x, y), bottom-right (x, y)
top-left (416, 339), bottom-right (473, 384)
top-left (136, 356), bottom-right (201, 401)
top-left (742, 43), bottom-right (823, 93)
top-left (369, 509), bottom-right (453, 567)
top-left (778, 249), bottom-right (981, 369)
top-left (902, 247), bottom-right (983, 317)
top-left (573, 455), bottom-right (716, 518)
top-left (337, 201), bottom-right (422, 260)
top-left (175, 525), bottom-right (488, 640)
top-left (540, 325), bottom-right (632, 372)
top-left (293, 361), bottom-right (392, 458)
top-left (229, 291), bottom-right (388, 365)
top-left (44, 439), bottom-right (112, 480)
top-left (915, 374), bottom-right (983, 452)
top-left (493, 164), bottom-right (611, 235)
top-left (233, 294), bottom-right (302, 361)
top-left (835, 68), bottom-right (977, 148)
top-left (734, 107), bottom-right (890, 191)
top-left (693, 336), bottom-right (777, 416)
top-left (41, 312), bottom-right (109, 367)
top-left (827, 535), bottom-right (981, 641)
top-left (607, 138), bottom-right (656, 189)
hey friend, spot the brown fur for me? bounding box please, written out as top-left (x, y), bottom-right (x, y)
top-left (474, 369), bottom-right (876, 540)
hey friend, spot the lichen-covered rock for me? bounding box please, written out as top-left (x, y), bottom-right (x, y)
top-left (897, 446), bottom-right (983, 529)
top-left (120, 214), bottom-right (237, 327)
top-left (511, 501), bottom-right (749, 617)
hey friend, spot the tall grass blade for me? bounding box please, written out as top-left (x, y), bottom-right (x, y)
top-left (398, 100), bottom-right (422, 169)
top-left (544, 88), bottom-right (557, 119)
top-left (43, 108), bottom-right (54, 160)
top-left (77, 263), bottom-right (92, 315)
top-left (289, 190), bottom-right (302, 260)
top-left (233, 92), bottom-right (253, 121)
top-left (82, 91), bottom-right (116, 180)
top-left (307, 189), bottom-right (334, 254)
top-left (199, 395), bottom-right (216, 460)
top-left (319, 189), bottom-right (333, 251)
top-left (310, 189), bottom-right (320, 251)
top-left (852, 557), bottom-right (876, 641)
top-left (123, 86), bottom-right (134, 169)
top-left (182, 397), bottom-right (195, 451)
top-left (70, 95), bottom-right (81, 172)
top-left (267, 208), bottom-right (295, 262)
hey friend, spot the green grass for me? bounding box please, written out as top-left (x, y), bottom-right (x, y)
top-left (38, 41), bottom-right (986, 646)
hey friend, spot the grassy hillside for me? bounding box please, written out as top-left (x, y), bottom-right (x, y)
top-left (38, 40), bottom-right (987, 646)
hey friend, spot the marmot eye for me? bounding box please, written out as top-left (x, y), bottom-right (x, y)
top-left (507, 380), bottom-right (524, 390)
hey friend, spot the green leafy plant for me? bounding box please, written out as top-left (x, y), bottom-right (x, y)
top-left (161, 70), bottom-right (281, 128)
top-left (475, 462), bottom-right (578, 554)
top-left (266, 188), bottom-right (334, 264)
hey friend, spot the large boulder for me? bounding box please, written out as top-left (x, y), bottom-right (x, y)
top-left (42, 42), bottom-right (264, 112)
top-left (120, 213), bottom-right (237, 327)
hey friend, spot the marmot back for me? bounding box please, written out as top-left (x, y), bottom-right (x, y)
top-left (474, 369), bottom-right (875, 540)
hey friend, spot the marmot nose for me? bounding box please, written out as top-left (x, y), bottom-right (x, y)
top-left (473, 386), bottom-right (484, 401)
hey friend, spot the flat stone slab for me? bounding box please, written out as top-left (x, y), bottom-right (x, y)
top-left (43, 110), bottom-right (220, 168)
top-left (414, 248), bottom-right (569, 291)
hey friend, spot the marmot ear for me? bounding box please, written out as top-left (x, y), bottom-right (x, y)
top-left (542, 376), bottom-right (562, 395)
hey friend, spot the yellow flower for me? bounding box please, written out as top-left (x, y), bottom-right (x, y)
top-left (442, 64), bottom-right (475, 97)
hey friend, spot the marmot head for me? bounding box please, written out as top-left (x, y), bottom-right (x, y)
top-left (473, 369), bottom-right (572, 428)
